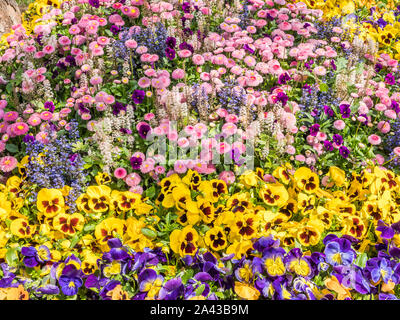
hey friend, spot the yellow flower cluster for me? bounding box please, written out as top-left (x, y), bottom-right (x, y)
top-left (302, 0), bottom-right (396, 18)
top-left (165, 165), bottom-right (400, 259)
top-left (21, 0), bottom-right (61, 33)
top-left (298, 0), bottom-right (400, 58)
top-left (0, 0), bottom-right (60, 47)
top-left (1, 164), bottom-right (399, 273)
top-left (0, 173), bottom-right (157, 271)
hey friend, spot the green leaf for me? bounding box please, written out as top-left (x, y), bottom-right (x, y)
top-left (354, 252), bottom-right (368, 268)
top-left (181, 269), bottom-right (194, 284)
top-left (214, 291), bottom-right (225, 299)
top-left (141, 228), bottom-right (157, 239)
top-left (145, 185), bottom-right (156, 198)
top-left (195, 284), bottom-right (206, 296)
top-left (6, 143), bottom-right (18, 153)
top-left (319, 82), bottom-right (329, 92)
top-left (69, 234), bottom-right (80, 248)
top-left (83, 223), bottom-right (96, 232)
top-left (6, 82), bottom-right (12, 94)
top-left (5, 247), bottom-right (19, 267)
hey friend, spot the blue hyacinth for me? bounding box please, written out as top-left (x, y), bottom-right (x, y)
top-left (25, 120), bottom-right (86, 212)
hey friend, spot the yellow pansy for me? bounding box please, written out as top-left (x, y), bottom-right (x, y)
top-left (37, 188), bottom-right (65, 218)
top-left (328, 166), bottom-right (346, 187)
top-left (86, 185), bottom-right (111, 213)
top-left (10, 218), bottom-right (35, 238)
top-left (94, 217), bottom-right (125, 245)
top-left (169, 225), bottom-right (199, 257)
top-left (259, 183), bottom-right (289, 207)
top-left (264, 253), bottom-right (286, 277)
top-left (234, 282), bottom-right (260, 300)
top-left (294, 167), bottom-right (320, 194)
top-left (204, 227), bottom-right (228, 251)
top-left (226, 239), bottom-right (253, 260)
top-left (239, 170), bottom-right (260, 188)
top-left (95, 172), bottom-right (111, 185)
top-left (53, 212), bottom-right (85, 236)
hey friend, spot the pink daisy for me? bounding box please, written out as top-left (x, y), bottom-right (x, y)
top-left (0, 156), bottom-right (17, 172)
top-left (155, 166), bottom-right (165, 175)
top-left (140, 160), bottom-right (154, 174)
top-left (4, 111), bottom-right (18, 122)
top-left (43, 45), bottom-right (55, 55)
top-left (114, 167), bottom-right (127, 179)
top-left (218, 171), bottom-right (235, 185)
top-left (129, 186), bottom-right (143, 195)
top-left (368, 134), bottom-right (382, 145)
top-left (11, 122), bottom-right (29, 136)
top-left (178, 49), bottom-right (192, 58)
top-left (174, 160), bottom-right (187, 174)
top-left (221, 123), bottom-right (237, 136)
top-left (125, 172), bottom-right (141, 186)
top-left (138, 77), bottom-right (151, 88)
top-left (40, 111), bottom-right (53, 121)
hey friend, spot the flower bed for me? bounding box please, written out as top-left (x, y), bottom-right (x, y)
top-left (0, 0), bottom-right (398, 300)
